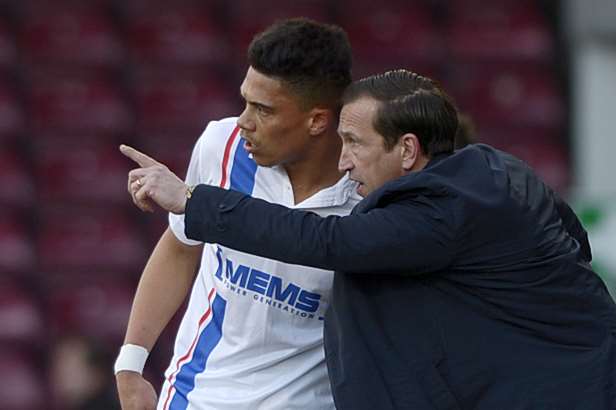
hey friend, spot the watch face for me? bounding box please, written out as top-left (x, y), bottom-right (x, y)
top-left (186, 185), bottom-right (195, 199)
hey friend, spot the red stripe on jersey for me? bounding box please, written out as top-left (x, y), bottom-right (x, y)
top-left (219, 126), bottom-right (241, 188)
top-left (163, 287), bottom-right (217, 410)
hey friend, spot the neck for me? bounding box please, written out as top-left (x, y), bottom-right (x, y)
top-left (403, 154), bottom-right (432, 176)
top-left (284, 131), bottom-right (344, 204)
top-left (414, 155), bottom-right (431, 171)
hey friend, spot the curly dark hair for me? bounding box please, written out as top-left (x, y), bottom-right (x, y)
top-left (343, 69), bottom-right (459, 156)
top-left (248, 18), bottom-right (352, 110)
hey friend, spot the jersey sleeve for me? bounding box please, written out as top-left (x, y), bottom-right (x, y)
top-left (168, 118), bottom-right (236, 245)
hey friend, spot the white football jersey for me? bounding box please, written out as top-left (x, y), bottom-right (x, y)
top-left (160, 117), bottom-right (360, 410)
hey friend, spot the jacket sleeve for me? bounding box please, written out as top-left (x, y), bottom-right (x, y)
top-left (184, 184), bottom-right (455, 275)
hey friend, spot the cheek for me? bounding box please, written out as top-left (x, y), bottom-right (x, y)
top-left (256, 121), bottom-right (279, 143)
top-left (373, 152), bottom-right (401, 181)
top-left (262, 118), bottom-right (289, 139)
top-left (386, 156), bottom-right (403, 178)
top-left (361, 148), bottom-right (383, 167)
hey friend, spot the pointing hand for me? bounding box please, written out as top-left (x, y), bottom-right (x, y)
top-left (119, 145), bottom-right (189, 214)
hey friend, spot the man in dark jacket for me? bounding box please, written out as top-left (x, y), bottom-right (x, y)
top-left (122, 70), bottom-right (616, 409)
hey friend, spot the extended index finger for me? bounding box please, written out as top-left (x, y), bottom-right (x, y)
top-left (119, 144), bottom-right (160, 168)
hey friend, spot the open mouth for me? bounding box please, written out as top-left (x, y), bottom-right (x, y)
top-left (350, 178), bottom-right (364, 194)
top-left (243, 139), bottom-right (255, 152)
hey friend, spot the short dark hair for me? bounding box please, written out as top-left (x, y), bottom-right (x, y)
top-left (248, 18), bottom-right (352, 109)
top-left (454, 113), bottom-right (476, 149)
top-left (342, 69), bottom-right (458, 156)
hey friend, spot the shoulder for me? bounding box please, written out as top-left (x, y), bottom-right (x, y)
top-left (360, 144), bottom-right (520, 209)
top-left (455, 143), bottom-right (531, 173)
top-left (183, 117), bottom-right (240, 184)
top-left (190, 117), bottom-right (240, 161)
top-left (197, 116), bottom-right (240, 151)
top-left (357, 145), bottom-right (504, 212)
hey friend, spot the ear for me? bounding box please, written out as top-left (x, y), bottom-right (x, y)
top-left (400, 133), bottom-right (420, 171)
top-left (308, 108), bottom-right (331, 136)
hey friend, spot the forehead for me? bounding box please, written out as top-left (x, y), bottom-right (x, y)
top-left (338, 97), bottom-right (380, 137)
top-left (240, 67), bottom-right (295, 103)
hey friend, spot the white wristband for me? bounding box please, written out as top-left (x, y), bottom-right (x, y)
top-left (114, 344), bottom-right (149, 375)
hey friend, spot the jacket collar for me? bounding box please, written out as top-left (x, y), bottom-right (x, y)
top-left (425, 152), bottom-right (450, 170)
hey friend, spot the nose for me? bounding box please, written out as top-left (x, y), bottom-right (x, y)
top-left (338, 144), bottom-right (353, 173)
top-left (237, 107), bottom-right (255, 132)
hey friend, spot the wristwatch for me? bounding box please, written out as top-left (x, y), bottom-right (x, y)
top-left (186, 184), bottom-right (196, 199)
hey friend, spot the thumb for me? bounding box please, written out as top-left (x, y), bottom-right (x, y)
top-left (119, 145), bottom-right (160, 168)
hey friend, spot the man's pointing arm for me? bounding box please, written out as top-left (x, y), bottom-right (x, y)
top-left (184, 184), bottom-right (453, 275)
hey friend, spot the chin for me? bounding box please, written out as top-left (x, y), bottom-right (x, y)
top-left (357, 184), bottom-right (368, 197)
top-left (251, 155), bottom-right (276, 167)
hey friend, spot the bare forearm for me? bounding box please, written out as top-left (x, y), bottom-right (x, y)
top-left (124, 227), bottom-right (202, 350)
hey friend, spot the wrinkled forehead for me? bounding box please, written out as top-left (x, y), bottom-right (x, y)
top-left (338, 97), bottom-right (380, 137)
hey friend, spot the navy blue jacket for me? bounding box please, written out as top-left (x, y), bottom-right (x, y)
top-left (185, 144), bottom-right (616, 409)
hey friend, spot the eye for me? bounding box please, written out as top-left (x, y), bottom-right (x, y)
top-left (255, 104), bottom-right (270, 117)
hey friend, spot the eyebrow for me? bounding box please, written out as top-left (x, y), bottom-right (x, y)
top-left (252, 101), bottom-right (274, 111)
top-left (239, 90), bottom-right (274, 111)
top-left (338, 130), bottom-right (357, 139)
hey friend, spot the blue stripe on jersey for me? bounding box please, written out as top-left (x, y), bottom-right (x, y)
top-left (169, 294), bottom-right (227, 410)
top-left (229, 138), bottom-right (257, 195)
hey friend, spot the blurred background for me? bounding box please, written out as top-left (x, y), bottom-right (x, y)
top-left (0, 0), bottom-right (614, 408)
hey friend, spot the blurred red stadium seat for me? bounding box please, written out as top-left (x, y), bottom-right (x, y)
top-left (0, 20), bottom-right (17, 69)
top-left (0, 148), bottom-right (34, 207)
top-left (121, 0), bottom-right (213, 11)
top-left (227, 0), bottom-right (330, 55)
top-left (18, 6), bottom-right (123, 67)
top-left (38, 207), bottom-right (147, 272)
top-left (141, 212), bottom-right (169, 248)
top-left (448, 0), bottom-right (554, 61)
top-left (136, 129), bottom-right (198, 176)
top-left (0, 349), bottom-right (44, 410)
top-left (126, 7), bottom-right (229, 66)
top-left (26, 69), bottom-right (133, 133)
top-left (495, 140), bottom-right (570, 194)
top-left (0, 214), bottom-right (35, 274)
top-left (0, 281), bottom-right (43, 344)
top-left (46, 276), bottom-right (135, 342)
top-left (132, 68), bottom-right (240, 133)
top-left (0, 82), bottom-right (25, 138)
top-left (447, 62), bottom-right (564, 129)
top-left (338, 0), bottom-right (443, 66)
top-left (33, 136), bottom-right (131, 205)
top-left (475, 126), bottom-right (560, 148)
top-left (0, 218), bottom-right (36, 274)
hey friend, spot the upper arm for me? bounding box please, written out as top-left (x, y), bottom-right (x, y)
top-left (147, 228), bottom-right (203, 275)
